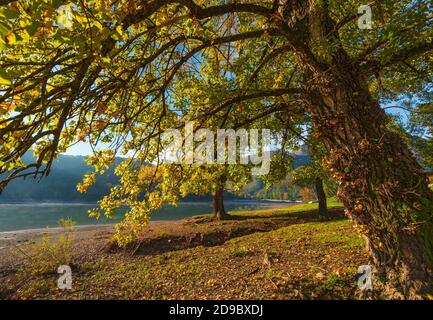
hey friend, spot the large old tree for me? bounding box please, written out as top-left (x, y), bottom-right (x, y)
top-left (0, 1), bottom-right (432, 298)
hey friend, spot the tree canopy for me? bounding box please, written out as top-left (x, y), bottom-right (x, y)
top-left (1, 0), bottom-right (433, 297)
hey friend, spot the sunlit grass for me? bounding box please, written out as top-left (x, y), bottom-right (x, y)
top-left (193, 197), bottom-right (343, 219)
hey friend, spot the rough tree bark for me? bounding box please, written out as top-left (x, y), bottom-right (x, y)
top-left (315, 177), bottom-right (328, 218)
top-left (278, 0), bottom-right (433, 298)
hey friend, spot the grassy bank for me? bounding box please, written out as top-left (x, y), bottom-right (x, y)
top-left (0, 200), bottom-right (369, 300)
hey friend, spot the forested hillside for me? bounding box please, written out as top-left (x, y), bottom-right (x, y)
top-left (0, 153), bottom-right (119, 202)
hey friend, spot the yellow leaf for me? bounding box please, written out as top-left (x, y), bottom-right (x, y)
top-left (5, 32), bottom-right (16, 44)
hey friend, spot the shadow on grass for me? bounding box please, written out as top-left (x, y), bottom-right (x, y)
top-left (112, 208), bottom-right (347, 256)
top-left (228, 207), bottom-right (346, 221)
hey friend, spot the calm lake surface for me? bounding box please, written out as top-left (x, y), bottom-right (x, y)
top-left (0, 201), bottom-right (293, 232)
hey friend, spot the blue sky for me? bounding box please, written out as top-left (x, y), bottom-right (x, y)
top-left (63, 142), bottom-right (94, 156)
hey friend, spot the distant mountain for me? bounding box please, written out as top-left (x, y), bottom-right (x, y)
top-left (0, 153), bottom-right (243, 203)
top-left (0, 153), bottom-right (120, 203)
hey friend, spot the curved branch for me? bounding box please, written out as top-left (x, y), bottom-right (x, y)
top-left (361, 40), bottom-right (433, 75)
top-left (361, 41), bottom-right (433, 76)
top-left (180, 0), bottom-right (273, 19)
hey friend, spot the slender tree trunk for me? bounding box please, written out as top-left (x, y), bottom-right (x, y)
top-left (213, 187), bottom-right (229, 220)
top-left (315, 177), bottom-right (328, 218)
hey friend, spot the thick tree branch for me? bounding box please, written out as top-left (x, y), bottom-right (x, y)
top-left (361, 40), bottom-right (433, 75)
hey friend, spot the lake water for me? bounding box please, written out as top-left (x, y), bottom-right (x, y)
top-left (0, 201), bottom-right (292, 232)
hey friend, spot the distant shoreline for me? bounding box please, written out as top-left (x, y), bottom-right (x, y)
top-left (0, 219), bottom-right (173, 236)
top-left (0, 222), bottom-right (115, 235)
top-left (0, 222), bottom-right (175, 250)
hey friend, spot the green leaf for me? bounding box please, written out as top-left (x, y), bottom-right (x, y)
top-left (0, 21), bottom-right (11, 36)
top-left (27, 21), bottom-right (41, 37)
top-left (0, 69), bottom-right (11, 85)
top-left (3, 7), bottom-right (20, 20)
top-left (0, 38), bottom-right (5, 51)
